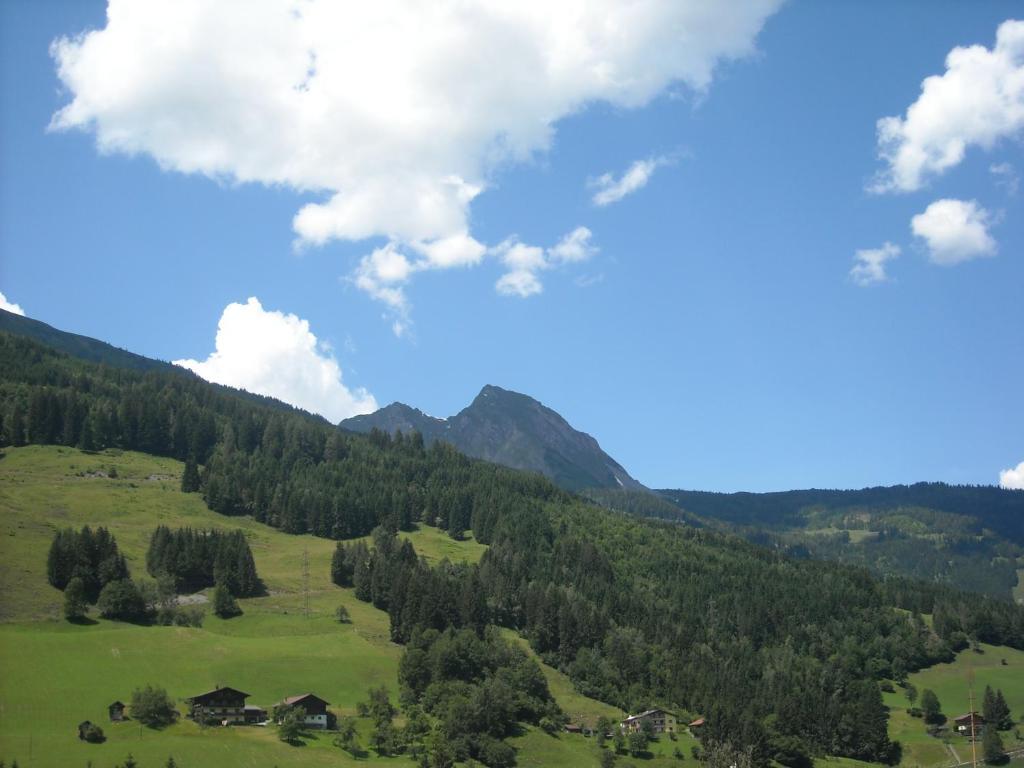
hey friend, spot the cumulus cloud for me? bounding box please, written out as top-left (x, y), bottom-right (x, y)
top-left (850, 242), bottom-right (900, 286)
top-left (590, 155), bottom-right (672, 206)
top-left (0, 291), bottom-right (25, 316)
top-left (49, 0), bottom-right (781, 320)
top-left (173, 297), bottom-right (377, 422)
top-left (1001, 460), bottom-right (1024, 490)
top-left (494, 227), bottom-right (597, 298)
top-left (872, 19), bottom-right (1024, 193)
top-left (910, 199), bottom-right (997, 265)
top-left (990, 162), bottom-right (1020, 194)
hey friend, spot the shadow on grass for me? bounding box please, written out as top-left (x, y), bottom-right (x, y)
top-left (66, 615), bottom-right (99, 626)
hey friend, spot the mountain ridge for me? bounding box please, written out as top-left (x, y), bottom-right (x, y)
top-left (342, 384), bottom-right (643, 492)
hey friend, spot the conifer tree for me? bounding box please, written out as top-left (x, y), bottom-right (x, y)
top-left (181, 456), bottom-right (201, 493)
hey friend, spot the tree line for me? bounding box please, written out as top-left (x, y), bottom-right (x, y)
top-left (146, 525), bottom-right (262, 597)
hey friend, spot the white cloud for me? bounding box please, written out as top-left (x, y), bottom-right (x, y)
top-left (0, 291), bottom-right (25, 316)
top-left (910, 199), bottom-right (997, 265)
top-left (590, 155), bottom-right (671, 206)
top-left (1000, 460), bottom-right (1024, 490)
top-left (173, 297), bottom-right (377, 422)
top-left (494, 226), bottom-right (597, 298)
top-left (872, 19), bottom-right (1024, 193)
top-left (850, 242), bottom-right (900, 286)
top-left (50, 0), bottom-right (781, 319)
top-left (990, 162), bottom-right (1020, 194)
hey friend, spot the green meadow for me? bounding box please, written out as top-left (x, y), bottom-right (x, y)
top-left (0, 446), bottom-right (685, 768)
top-left (883, 642), bottom-right (1024, 768)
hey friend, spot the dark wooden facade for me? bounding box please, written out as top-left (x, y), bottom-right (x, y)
top-left (279, 693), bottom-right (331, 729)
top-left (187, 686), bottom-right (250, 725)
top-left (108, 700), bottom-right (126, 722)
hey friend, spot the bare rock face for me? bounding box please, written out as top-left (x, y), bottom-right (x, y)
top-left (341, 384), bottom-right (642, 493)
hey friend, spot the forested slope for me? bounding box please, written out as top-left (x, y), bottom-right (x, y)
top-left (3, 330), bottom-right (1024, 766)
top-left (658, 487), bottom-right (1024, 600)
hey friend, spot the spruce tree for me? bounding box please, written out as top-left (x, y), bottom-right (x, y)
top-left (213, 582), bottom-right (241, 618)
top-left (982, 726), bottom-right (1005, 765)
top-left (181, 456), bottom-right (200, 493)
top-left (992, 689), bottom-right (1012, 731)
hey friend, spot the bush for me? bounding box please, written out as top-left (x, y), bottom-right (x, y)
top-left (336, 604), bottom-right (351, 623)
top-left (63, 577), bottom-right (88, 621)
top-left (98, 579), bottom-right (148, 622)
top-left (80, 722), bottom-right (105, 743)
top-left (131, 685), bottom-right (177, 728)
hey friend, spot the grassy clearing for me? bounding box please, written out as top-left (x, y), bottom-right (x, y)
top-left (883, 642), bottom-right (1024, 767)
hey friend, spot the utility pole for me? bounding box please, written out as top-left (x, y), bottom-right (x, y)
top-left (968, 667), bottom-right (978, 768)
top-left (302, 546), bottom-right (310, 619)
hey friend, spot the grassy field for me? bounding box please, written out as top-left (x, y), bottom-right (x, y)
top-left (0, 446), bottom-right (691, 768)
top-left (883, 642), bottom-right (1024, 768)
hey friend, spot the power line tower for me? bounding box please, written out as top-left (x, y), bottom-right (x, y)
top-left (302, 546), bottom-right (311, 619)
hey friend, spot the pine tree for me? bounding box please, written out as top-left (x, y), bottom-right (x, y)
top-left (982, 726), bottom-right (1005, 765)
top-left (213, 582), bottom-right (241, 618)
top-left (181, 456), bottom-right (201, 493)
top-left (992, 689), bottom-right (1012, 731)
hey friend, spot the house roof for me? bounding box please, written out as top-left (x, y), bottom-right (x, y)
top-left (187, 686), bottom-right (250, 702)
top-left (690, 717), bottom-right (706, 727)
top-left (244, 705), bottom-right (266, 712)
top-left (623, 708), bottom-right (673, 722)
top-left (954, 712), bottom-right (983, 722)
top-left (281, 692), bottom-right (330, 707)
top-left (109, 701), bottom-right (125, 708)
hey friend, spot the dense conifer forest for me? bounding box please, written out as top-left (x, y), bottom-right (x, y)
top-left (4, 330), bottom-right (1024, 766)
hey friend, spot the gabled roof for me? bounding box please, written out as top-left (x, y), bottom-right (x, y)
top-left (109, 700), bottom-right (125, 708)
top-left (954, 712), bottom-right (983, 722)
top-left (623, 708), bottom-right (674, 722)
top-left (187, 686), bottom-right (250, 702)
top-left (281, 692), bottom-right (330, 707)
top-left (690, 717), bottom-right (706, 727)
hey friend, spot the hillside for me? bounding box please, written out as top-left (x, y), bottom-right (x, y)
top-left (2, 447), bottom-right (1021, 768)
top-left (342, 385), bottom-right (643, 492)
top-left (0, 308), bottom-right (176, 373)
top-left (3, 329), bottom-right (1024, 767)
top-left (659, 486), bottom-right (1024, 601)
top-left (0, 446), bottom-right (663, 768)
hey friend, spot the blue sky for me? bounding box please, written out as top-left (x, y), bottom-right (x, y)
top-left (1, 0), bottom-right (1021, 492)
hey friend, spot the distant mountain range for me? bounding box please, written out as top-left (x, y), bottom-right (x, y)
top-left (342, 385), bottom-right (644, 492)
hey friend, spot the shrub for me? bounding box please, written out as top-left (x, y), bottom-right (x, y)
top-left (80, 722), bottom-right (105, 743)
top-left (98, 579), bottom-right (148, 622)
top-left (131, 685), bottom-right (177, 728)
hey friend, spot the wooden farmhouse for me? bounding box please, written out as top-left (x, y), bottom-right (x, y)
top-left (954, 711), bottom-right (985, 738)
top-left (186, 686), bottom-right (250, 725)
top-left (621, 708), bottom-right (678, 735)
top-left (278, 693), bottom-right (331, 729)
top-left (108, 701), bottom-right (126, 722)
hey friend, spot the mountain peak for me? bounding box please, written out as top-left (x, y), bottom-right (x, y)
top-left (341, 384), bottom-right (643, 492)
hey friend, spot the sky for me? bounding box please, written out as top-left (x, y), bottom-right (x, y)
top-left (1, 0), bottom-right (1022, 493)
